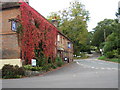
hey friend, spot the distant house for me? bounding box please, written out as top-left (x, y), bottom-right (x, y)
top-left (57, 32), bottom-right (73, 63)
top-left (0, 2), bottom-right (73, 69)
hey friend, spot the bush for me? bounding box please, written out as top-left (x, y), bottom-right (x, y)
top-left (2, 64), bottom-right (25, 79)
top-left (105, 51), bottom-right (114, 58)
top-left (51, 64), bottom-right (57, 69)
top-left (98, 55), bottom-right (106, 60)
top-left (112, 50), bottom-right (119, 58)
top-left (55, 57), bottom-right (64, 67)
top-left (36, 57), bottom-right (46, 67)
top-left (23, 65), bottom-right (43, 71)
top-left (42, 64), bottom-right (51, 71)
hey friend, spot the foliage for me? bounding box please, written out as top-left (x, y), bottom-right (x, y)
top-left (34, 42), bottom-right (47, 67)
top-left (92, 19), bottom-right (116, 47)
top-left (92, 18), bottom-right (120, 60)
top-left (50, 63), bottom-right (57, 69)
top-left (105, 51), bottom-right (115, 58)
top-left (98, 56), bottom-right (119, 63)
top-left (2, 64), bottom-right (25, 79)
top-left (103, 32), bottom-right (120, 58)
top-left (23, 65), bottom-right (43, 71)
top-left (47, 1), bottom-right (89, 55)
top-left (42, 64), bottom-right (52, 71)
top-left (55, 57), bottom-right (64, 67)
top-left (19, 2), bottom-right (57, 64)
top-left (98, 55), bottom-right (106, 60)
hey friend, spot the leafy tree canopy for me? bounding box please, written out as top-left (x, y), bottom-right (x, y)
top-left (91, 19), bottom-right (117, 47)
top-left (47, 1), bottom-right (90, 55)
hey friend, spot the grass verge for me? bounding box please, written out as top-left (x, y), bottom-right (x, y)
top-left (98, 55), bottom-right (119, 63)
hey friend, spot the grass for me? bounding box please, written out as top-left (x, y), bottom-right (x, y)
top-left (98, 55), bottom-right (120, 63)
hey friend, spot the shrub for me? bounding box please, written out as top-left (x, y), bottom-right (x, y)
top-left (55, 57), bottom-right (64, 67)
top-left (36, 57), bottom-right (46, 67)
top-left (23, 65), bottom-right (42, 71)
top-left (105, 51), bottom-right (114, 58)
top-left (51, 64), bottom-right (57, 69)
top-left (56, 61), bottom-right (63, 67)
top-left (2, 64), bottom-right (25, 79)
top-left (42, 64), bottom-right (51, 71)
top-left (112, 50), bottom-right (119, 58)
top-left (98, 56), bottom-right (106, 60)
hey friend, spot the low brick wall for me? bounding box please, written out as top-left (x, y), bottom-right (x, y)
top-left (0, 59), bottom-right (22, 69)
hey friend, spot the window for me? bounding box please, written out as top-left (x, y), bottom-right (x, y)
top-left (57, 34), bottom-right (60, 41)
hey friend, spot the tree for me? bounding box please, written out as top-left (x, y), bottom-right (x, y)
top-left (103, 20), bottom-right (120, 58)
top-left (47, 1), bottom-right (89, 55)
top-left (59, 1), bottom-right (89, 55)
top-left (91, 18), bottom-right (120, 58)
top-left (92, 19), bottom-right (116, 48)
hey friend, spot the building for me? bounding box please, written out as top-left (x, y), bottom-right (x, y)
top-left (0, 2), bottom-right (73, 69)
top-left (0, 2), bottom-right (22, 69)
top-left (57, 32), bottom-right (73, 63)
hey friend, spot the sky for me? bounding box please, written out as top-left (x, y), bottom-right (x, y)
top-left (29, 0), bottom-right (120, 32)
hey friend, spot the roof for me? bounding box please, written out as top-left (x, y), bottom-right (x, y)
top-left (0, 2), bottom-right (73, 43)
top-left (58, 31), bottom-right (73, 43)
top-left (0, 2), bottom-right (20, 10)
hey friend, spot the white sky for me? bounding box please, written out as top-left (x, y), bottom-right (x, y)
top-left (29, 0), bottom-right (119, 31)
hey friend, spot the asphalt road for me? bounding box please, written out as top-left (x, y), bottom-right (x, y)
top-left (1, 53), bottom-right (119, 88)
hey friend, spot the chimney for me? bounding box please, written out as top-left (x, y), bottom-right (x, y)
top-left (51, 16), bottom-right (58, 27)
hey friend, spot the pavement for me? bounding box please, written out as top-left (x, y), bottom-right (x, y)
top-left (1, 52), bottom-right (119, 88)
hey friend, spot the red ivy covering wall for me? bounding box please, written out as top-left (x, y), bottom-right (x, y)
top-left (19, 2), bottom-right (58, 64)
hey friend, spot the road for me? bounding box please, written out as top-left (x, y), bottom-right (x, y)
top-left (1, 52), bottom-right (119, 88)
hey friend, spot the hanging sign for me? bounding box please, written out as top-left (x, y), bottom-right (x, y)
top-left (11, 21), bottom-right (17, 31)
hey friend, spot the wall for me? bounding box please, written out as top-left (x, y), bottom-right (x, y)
top-left (57, 33), bottom-right (73, 62)
top-left (0, 7), bottom-right (22, 68)
top-left (0, 8), bottom-right (20, 59)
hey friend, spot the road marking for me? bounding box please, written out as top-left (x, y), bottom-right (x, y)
top-left (101, 68), bottom-right (105, 70)
top-left (73, 74), bottom-right (76, 77)
top-left (107, 68), bottom-right (111, 70)
top-left (76, 61), bottom-right (118, 70)
top-left (111, 68), bottom-right (118, 70)
top-left (95, 68), bottom-right (99, 69)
